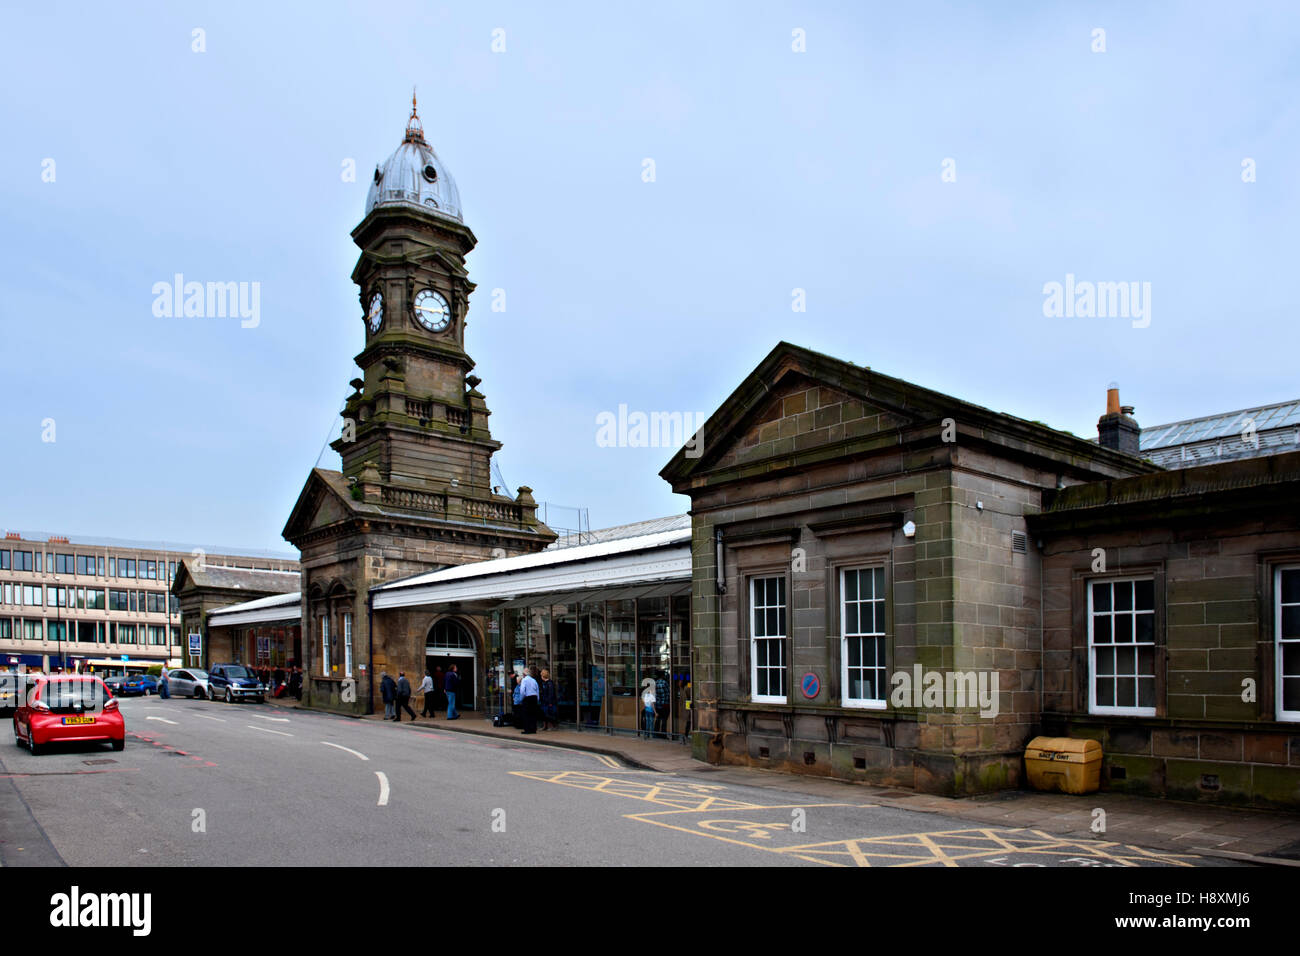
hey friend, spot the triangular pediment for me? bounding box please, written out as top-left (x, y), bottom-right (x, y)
top-left (661, 344), bottom-right (939, 483)
top-left (704, 375), bottom-right (915, 474)
top-left (661, 342), bottom-right (1159, 489)
top-left (282, 468), bottom-right (360, 545)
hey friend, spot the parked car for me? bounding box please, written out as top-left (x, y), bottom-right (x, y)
top-left (138, 675), bottom-right (160, 695)
top-left (13, 675), bottom-right (124, 755)
top-left (207, 664), bottom-right (265, 704)
top-left (167, 668), bottom-right (211, 700)
top-left (0, 672), bottom-right (38, 716)
top-left (103, 674), bottom-right (151, 697)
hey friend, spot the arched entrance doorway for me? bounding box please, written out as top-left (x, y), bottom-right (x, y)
top-left (426, 619), bottom-right (477, 711)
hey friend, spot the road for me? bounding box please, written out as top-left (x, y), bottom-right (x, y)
top-left (0, 696), bottom-right (1236, 868)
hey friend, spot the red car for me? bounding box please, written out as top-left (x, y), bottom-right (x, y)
top-left (13, 676), bottom-right (124, 755)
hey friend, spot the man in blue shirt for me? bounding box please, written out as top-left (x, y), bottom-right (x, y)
top-left (518, 668), bottom-right (540, 734)
top-left (444, 664), bottom-right (461, 720)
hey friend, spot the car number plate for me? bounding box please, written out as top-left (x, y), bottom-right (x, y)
top-left (61, 716), bottom-right (95, 725)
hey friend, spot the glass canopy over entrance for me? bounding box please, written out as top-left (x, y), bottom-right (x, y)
top-left (488, 583), bottom-right (691, 740)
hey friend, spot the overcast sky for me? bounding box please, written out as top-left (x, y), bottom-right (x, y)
top-left (2, 2), bottom-right (1297, 553)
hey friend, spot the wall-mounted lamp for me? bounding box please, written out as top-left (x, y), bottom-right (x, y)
top-left (902, 520), bottom-right (916, 538)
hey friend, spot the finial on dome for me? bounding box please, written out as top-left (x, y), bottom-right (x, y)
top-left (404, 87), bottom-right (426, 145)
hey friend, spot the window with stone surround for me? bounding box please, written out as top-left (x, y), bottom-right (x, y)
top-left (841, 566), bottom-right (887, 708)
top-left (1089, 577), bottom-right (1155, 716)
top-left (321, 615), bottom-right (331, 678)
top-left (344, 613), bottom-right (353, 678)
top-left (749, 575), bottom-right (787, 703)
top-left (1276, 565), bottom-right (1300, 721)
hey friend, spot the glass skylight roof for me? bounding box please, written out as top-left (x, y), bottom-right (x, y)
top-left (1140, 399), bottom-right (1300, 450)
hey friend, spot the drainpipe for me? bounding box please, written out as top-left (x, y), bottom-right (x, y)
top-left (714, 528), bottom-right (726, 594)
top-left (367, 588), bottom-right (375, 716)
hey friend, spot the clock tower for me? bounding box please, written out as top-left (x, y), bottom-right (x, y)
top-left (341, 93), bottom-right (498, 497)
top-left (283, 96), bottom-right (556, 714)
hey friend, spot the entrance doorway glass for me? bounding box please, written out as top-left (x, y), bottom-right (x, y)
top-left (426, 619), bottom-right (477, 711)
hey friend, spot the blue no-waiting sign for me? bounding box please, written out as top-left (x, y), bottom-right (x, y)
top-left (801, 672), bottom-right (820, 699)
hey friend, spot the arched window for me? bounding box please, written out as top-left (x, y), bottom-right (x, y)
top-left (426, 619), bottom-right (475, 653)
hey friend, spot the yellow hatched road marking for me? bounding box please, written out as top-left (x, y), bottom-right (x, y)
top-left (513, 769), bottom-right (1202, 868)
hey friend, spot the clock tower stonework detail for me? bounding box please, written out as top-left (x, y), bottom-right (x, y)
top-left (283, 97), bottom-right (556, 713)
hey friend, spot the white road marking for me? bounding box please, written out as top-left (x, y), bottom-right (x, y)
top-left (192, 714), bottom-right (225, 722)
top-left (247, 725), bottom-right (293, 737)
top-left (250, 713), bottom-right (290, 723)
top-left (321, 741), bottom-right (369, 761)
top-left (375, 771), bottom-right (390, 806)
top-left (146, 716), bottom-right (178, 725)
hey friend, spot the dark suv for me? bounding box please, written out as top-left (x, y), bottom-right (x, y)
top-left (207, 664), bottom-right (265, 704)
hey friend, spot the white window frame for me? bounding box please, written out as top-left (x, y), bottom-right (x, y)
top-left (1276, 565), bottom-right (1300, 722)
top-left (321, 615), bottom-right (331, 678)
top-left (749, 575), bottom-right (788, 704)
top-left (1088, 576), bottom-right (1156, 716)
top-left (841, 565), bottom-right (888, 709)
top-left (344, 613), bottom-right (353, 678)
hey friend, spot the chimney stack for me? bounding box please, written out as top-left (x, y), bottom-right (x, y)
top-left (1097, 382), bottom-right (1141, 455)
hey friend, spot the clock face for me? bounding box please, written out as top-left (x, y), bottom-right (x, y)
top-left (366, 292), bottom-right (384, 333)
top-left (414, 289), bottom-right (451, 332)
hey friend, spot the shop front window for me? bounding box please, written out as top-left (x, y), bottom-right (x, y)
top-left (638, 597), bottom-right (671, 738)
top-left (607, 599), bottom-right (637, 731)
top-left (551, 604), bottom-right (578, 725)
top-left (579, 601), bottom-right (606, 727)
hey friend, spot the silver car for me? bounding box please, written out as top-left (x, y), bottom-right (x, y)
top-left (166, 668), bottom-right (211, 700)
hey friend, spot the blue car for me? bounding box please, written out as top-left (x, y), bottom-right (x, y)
top-left (102, 674), bottom-right (157, 697)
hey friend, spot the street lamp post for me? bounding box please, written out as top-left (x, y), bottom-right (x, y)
top-left (57, 584), bottom-right (65, 672)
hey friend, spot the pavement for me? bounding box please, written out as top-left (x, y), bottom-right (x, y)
top-left (358, 708), bottom-right (1300, 867)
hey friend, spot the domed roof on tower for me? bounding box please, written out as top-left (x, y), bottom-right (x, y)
top-left (365, 90), bottom-right (463, 222)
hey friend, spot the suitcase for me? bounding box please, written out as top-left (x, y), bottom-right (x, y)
top-left (492, 713), bottom-right (513, 727)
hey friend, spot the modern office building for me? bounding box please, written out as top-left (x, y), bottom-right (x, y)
top-left (0, 531), bottom-right (296, 674)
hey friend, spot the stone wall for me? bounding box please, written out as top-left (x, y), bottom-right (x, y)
top-left (1040, 516), bottom-right (1300, 807)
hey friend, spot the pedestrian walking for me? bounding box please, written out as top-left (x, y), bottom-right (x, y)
top-left (539, 668), bottom-right (558, 730)
top-left (444, 663), bottom-right (461, 719)
top-left (653, 669), bottom-right (669, 737)
top-left (380, 671), bottom-right (396, 720)
top-left (418, 670), bottom-right (437, 718)
top-left (159, 664), bottom-right (170, 700)
top-left (519, 667), bottom-right (540, 734)
top-left (395, 672), bottom-right (416, 722)
top-left (641, 678), bottom-right (656, 737)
